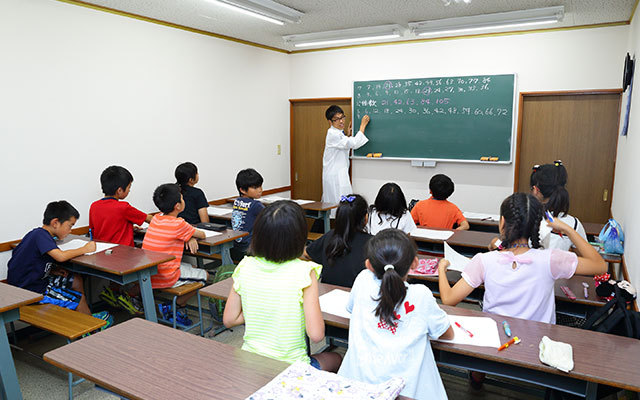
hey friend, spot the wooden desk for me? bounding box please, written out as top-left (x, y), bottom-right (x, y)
top-left (0, 283), bottom-right (43, 399)
top-left (199, 280), bottom-right (640, 399)
top-left (583, 222), bottom-right (604, 238)
top-left (408, 266), bottom-right (607, 318)
top-left (43, 318), bottom-right (289, 400)
top-left (57, 235), bottom-right (174, 323)
top-left (207, 204), bottom-right (233, 225)
top-left (226, 197), bottom-right (337, 233)
top-left (410, 228), bottom-right (496, 256)
top-left (196, 229), bottom-right (248, 266)
top-left (466, 217), bottom-right (500, 233)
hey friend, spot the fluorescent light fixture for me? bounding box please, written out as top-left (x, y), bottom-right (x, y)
top-left (207, 0), bottom-right (304, 25)
top-left (284, 24), bottom-right (403, 48)
top-left (409, 6), bottom-right (564, 36)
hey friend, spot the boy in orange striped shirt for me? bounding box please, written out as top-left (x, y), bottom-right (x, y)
top-left (142, 184), bottom-right (208, 308)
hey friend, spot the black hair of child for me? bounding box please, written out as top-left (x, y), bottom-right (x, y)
top-left (499, 193), bottom-right (543, 249)
top-left (153, 183), bottom-right (182, 214)
top-left (429, 174), bottom-right (455, 200)
top-left (249, 200), bottom-right (307, 263)
top-left (372, 183), bottom-right (409, 226)
top-left (366, 228), bottom-right (417, 327)
top-left (235, 168), bottom-right (264, 194)
top-left (325, 105), bottom-right (344, 121)
top-left (325, 194), bottom-right (368, 266)
top-left (100, 165), bottom-right (134, 196)
top-left (175, 162), bottom-right (198, 194)
top-left (529, 163), bottom-right (570, 217)
top-left (43, 200), bottom-right (80, 225)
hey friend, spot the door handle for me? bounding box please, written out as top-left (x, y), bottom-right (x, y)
top-left (603, 189), bottom-right (608, 202)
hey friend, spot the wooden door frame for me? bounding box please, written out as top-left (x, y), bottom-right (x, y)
top-left (289, 97), bottom-right (352, 198)
top-left (513, 89), bottom-right (623, 195)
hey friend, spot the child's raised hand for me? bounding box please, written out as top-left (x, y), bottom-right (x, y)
top-left (437, 258), bottom-right (450, 274)
top-left (84, 241), bottom-right (97, 254)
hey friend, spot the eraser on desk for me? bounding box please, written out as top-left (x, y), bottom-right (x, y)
top-left (105, 249), bottom-right (113, 255)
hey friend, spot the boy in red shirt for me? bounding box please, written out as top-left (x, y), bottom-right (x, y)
top-left (89, 165), bottom-right (152, 313)
top-left (411, 174), bottom-right (469, 230)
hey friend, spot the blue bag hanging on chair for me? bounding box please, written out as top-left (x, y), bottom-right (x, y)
top-left (598, 219), bottom-right (625, 254)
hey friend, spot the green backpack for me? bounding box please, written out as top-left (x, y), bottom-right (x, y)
top-left (209, 264), bottom-right (236, 321)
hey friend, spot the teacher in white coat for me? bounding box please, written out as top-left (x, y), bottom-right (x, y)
top-left (321, 105), bottom-right (371, 204)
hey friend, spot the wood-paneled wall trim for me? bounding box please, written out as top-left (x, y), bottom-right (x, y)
top-left (0, 186), bottom-right (291, 252)
top-left (289, 98), bottom-right (352, 103)
top-left (513, 89), bottom-right (623, 193)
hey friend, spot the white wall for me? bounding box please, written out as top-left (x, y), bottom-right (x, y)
top-left (289, 27), bottom-right (628, 210)
top-left (0, 0), bottom-right (290, 246)
top-left (612, 17), bottom-right (640, 292)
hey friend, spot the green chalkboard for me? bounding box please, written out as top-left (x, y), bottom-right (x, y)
top-left (353, 74), bottom-right (515, 162)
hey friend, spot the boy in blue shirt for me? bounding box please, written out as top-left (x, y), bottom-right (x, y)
top-left (8, 201), bottom-right (97, 316)
top-left (231, 168), bottom-right (265, 261)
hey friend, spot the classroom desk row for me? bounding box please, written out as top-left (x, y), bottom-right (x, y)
top-left (199, 280), bottom-right (640, 400)
top-left (43, 317), bottom-right (413, 400)
top-left (211, 198), bottom-right (338, 233)
top-left (409, 256), bottom-right (607, 319)
top-left (465, 218), bottom-right (604, 238)
top-left (10, 230), bottom-right (248, 323)
top-left (0, 282), bottom-right (44, 399)
top-left (409, 227), bottom-right (622, 269)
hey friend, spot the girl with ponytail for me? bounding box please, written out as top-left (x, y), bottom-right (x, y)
top-left (338, 229), bottom-right (453, 400)
top-left (439, 193), bottom-right (606, 324)
top-left (304, 194), bottom-right (371, 287)
top-left (175, 162), bottom-right (209, 224)
top-left (530, 161), bottom-right (587, 250)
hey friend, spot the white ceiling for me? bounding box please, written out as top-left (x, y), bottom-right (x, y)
top-left (77, 0), bottom-right (637, 51)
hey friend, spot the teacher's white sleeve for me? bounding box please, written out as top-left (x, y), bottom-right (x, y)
top-left (326, 130), bottom-right (369, 150)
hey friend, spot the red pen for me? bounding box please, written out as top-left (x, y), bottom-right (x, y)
top-left (454, 321), bottom-right (474, 337)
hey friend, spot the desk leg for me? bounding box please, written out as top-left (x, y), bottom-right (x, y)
top-left (221, 243), bottom-right (233, 266)
top-left (585, 382), bottom-right (597, 400)
top-left (322, 211), bottom-right (330, 233)
top-left (0, 314), bottom-right (23, 400)
top-left (137, 270), bottom-right (157, 323)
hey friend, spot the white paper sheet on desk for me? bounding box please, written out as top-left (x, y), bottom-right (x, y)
top-left (58, 239), bottom-right (118, 255)
top-left (259, 196), bottom-right (288, 203)
top-left (293, 199), bottom-right (313, 205)
top-left (444, 242), bottom-right (471, 272)
top-left (437, 315), bottom-right (501, 348)
top-left (207, 206), bottom-right (232, 216)
top-left (319, 289), bottom-right (351, 319)
top-left (203, 230), bottom-right (223, 238)
top-left (411, 228), bottom-right (454, 241)
top-left (463, 212), bottom-right (500, 222)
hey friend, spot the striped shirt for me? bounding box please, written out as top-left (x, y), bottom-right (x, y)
top-left (232, 256), bottom-right (322, 364)
top-left (142, 214), bottom-right (195, 288)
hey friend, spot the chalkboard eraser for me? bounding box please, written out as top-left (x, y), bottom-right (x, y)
top-left (373, 153), bottom-right (382, 158)
top-left (489, 157), bottom-right (499, 161)
top-left (366, 153), bottom-right (373, 157)
top-left (480, 157), bottom-right (490, 161)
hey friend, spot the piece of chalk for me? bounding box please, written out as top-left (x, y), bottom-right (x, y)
top-left (366, 153), bottom-right (373, 157)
